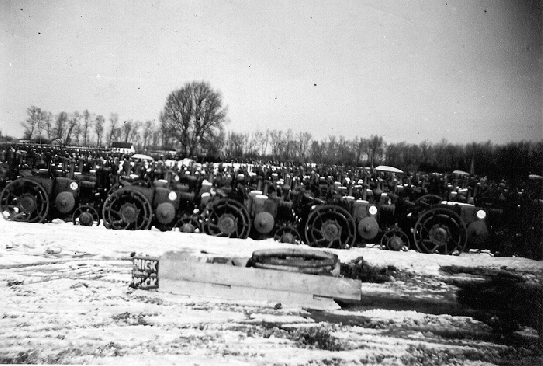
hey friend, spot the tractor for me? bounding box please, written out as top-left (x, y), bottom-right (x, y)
top-left (406, 193), bottom-right (490, 254)
top-left (101, 165), bottom-right (200, 231)
top-left (0, 168), bottom-right (81, 223)
top-left (198, 169), bottom-right (252, 239)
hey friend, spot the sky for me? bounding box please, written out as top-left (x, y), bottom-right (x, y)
top-left (1, 0), bottom-right (541, 144)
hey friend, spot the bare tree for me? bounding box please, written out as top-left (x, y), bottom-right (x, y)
top-left (107, 113), bottom-right (119, 146)
top-left (257, 130), bottom-right (270, 156)
top-left (269, 130), bottom-right (284, 159)
top-left (80, 109), bottom-right (93, 146)
top-left (159, 112), bottom-right (173, 147)
top-left (252, 131), bottom-right (263, 156)
top-left (143, 120), bottom-right (154, 148)
top-left (296, 131), bottom-right (312, 161)
top-left (309, 140), bottom-right (325, 164)
top-left (245, 132), bottom-right (260, 157)
top-left (129, 121), bottom-right (141, 144)
top-left (64, 112), bottom-right (81, 146)
top-left (20, 106), bottom-right (42, 139)
top-left (326, 135), bottom-right (338, 163)
top-left (225, 131), bottom-right (245, 157)
top-left (354, 137), bottom-right (368, 166)
top-left (43, 112), bottom-right (53, 140)
top-left (367, 135), bottom-right (385, 168)
top-left (19, 107), bottom-right (52, 142)
top-left (337, 135), bottom-right (356, 165)
top-left (152, 129), bottom-right (161, 148)
top-left (34, 109), bottom-right (46, 140)
top-left (71, 111), bottom-right (82, 145)
top-left (122, 120), bottom-right (133, 143)
top-left (95, 115), bottom-right (105, 146)
top-left (283, 129), bottom-right (295, 160)
top-left (161, 81), bottom-right (228, 155)
top-left (53, 111), bottom-right (69, 142)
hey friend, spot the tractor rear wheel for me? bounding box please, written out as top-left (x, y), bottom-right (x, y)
top-left (201, 198), bottom-right (251, 239)
top-left (304, 205), bottom-right (356, 249)
top-left (413, 207), bottom-right (467, 254)
top-left (102, 188), bottom-right (153, 230)
top-left (0, 178), bottom-right (50, 223)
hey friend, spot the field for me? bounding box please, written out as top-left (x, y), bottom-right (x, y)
top-left (1, 218), bottom-right (542, 365)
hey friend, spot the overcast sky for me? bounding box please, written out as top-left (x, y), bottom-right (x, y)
top-left (1, 0), bottom-right (541, 144)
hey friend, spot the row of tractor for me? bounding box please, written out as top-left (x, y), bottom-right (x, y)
top-left (1, 144), bottom-right (541, 259)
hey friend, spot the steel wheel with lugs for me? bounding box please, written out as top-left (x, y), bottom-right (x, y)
top-left (201, 198), bottom-right (251, 239)
top-left (0, 178), bottom-right (50, 223)
top-left (102, 188), bottom-right (153, 230)
top-left (304, 205), bottom-right (356, 249)
top-left (413, 207), bottom-right (467, 254)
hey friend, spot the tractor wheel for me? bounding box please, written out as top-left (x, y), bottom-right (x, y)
top-left (201, 198), bottom-right (251, 239)
top-left (174, 214), bottom-right (202, 233)
top-left (0, 178), bottom-right (50, 223)
top-left (72, 205), bottom-right (100, 226)
top-left (304, 205), bottom-right (356, 249)
top-left (274, 224), bottom-right (303, 244)
top-left (413, 207), bottom-right (467, 254)
top-left (380, 225), bottom-right (409, 251)
top-left (102, 188), bottom-right (153, 230)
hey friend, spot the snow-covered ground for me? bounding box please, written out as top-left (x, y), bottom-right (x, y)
top-left (1, 218), bottom-right (542, 365)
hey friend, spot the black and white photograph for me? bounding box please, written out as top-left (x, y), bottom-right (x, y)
top-left (0, 0), bottom-right (541, 364)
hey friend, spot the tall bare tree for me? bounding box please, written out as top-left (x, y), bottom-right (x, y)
top-left (257, 130), bottom-right (270, 156)
top-left (224, 131), bottom-right (245, 157)
top-left (296, 132), bottom-right (312, 161)
top-left (152, 129), bottom-right (161, 148)
top-left (20, 106), bottom-right (42, 139)
top-left (64, 112), bottom-right (81, 146)
top-left (107, 113), bottom-right (119, 146)
top-left (129, 121), bottom-right (141, 144)
top-left (283, 129), bottom-right (295, 160)
top-left (53, 111), bottom-right (69, 142)
top-left (244, 132), bottom-right (260, 156)
top-left (80, 109), bottom-right (93, 146)
top-left (354, 137), bottom-right (367, 166)
top-left (43, 111), bottom-right (53, 140)
top-left (269, 130), bottom-right (284, 159)
top-left (309, 140), bottom-right (325, 164)
top-left (95, 115), bottom-right (105, 146)
top-left (122, 120), bottom-right (133, 143)
top-left (367, 135), bottom-right (385, 168)
top-left (143, 120), bottom-right (154, 148)
top-left (161, 81), bottom-right (228, 155)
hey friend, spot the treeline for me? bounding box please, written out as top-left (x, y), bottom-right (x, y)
top-left (18, 106), bottom-right (162, 149)
top-left (12, 103), bottom-right (543, 184)
top-left (222, 131), bottom-right (542, 183)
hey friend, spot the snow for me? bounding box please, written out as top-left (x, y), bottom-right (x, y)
top-left (1, 218), bottom-right (542, 365)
